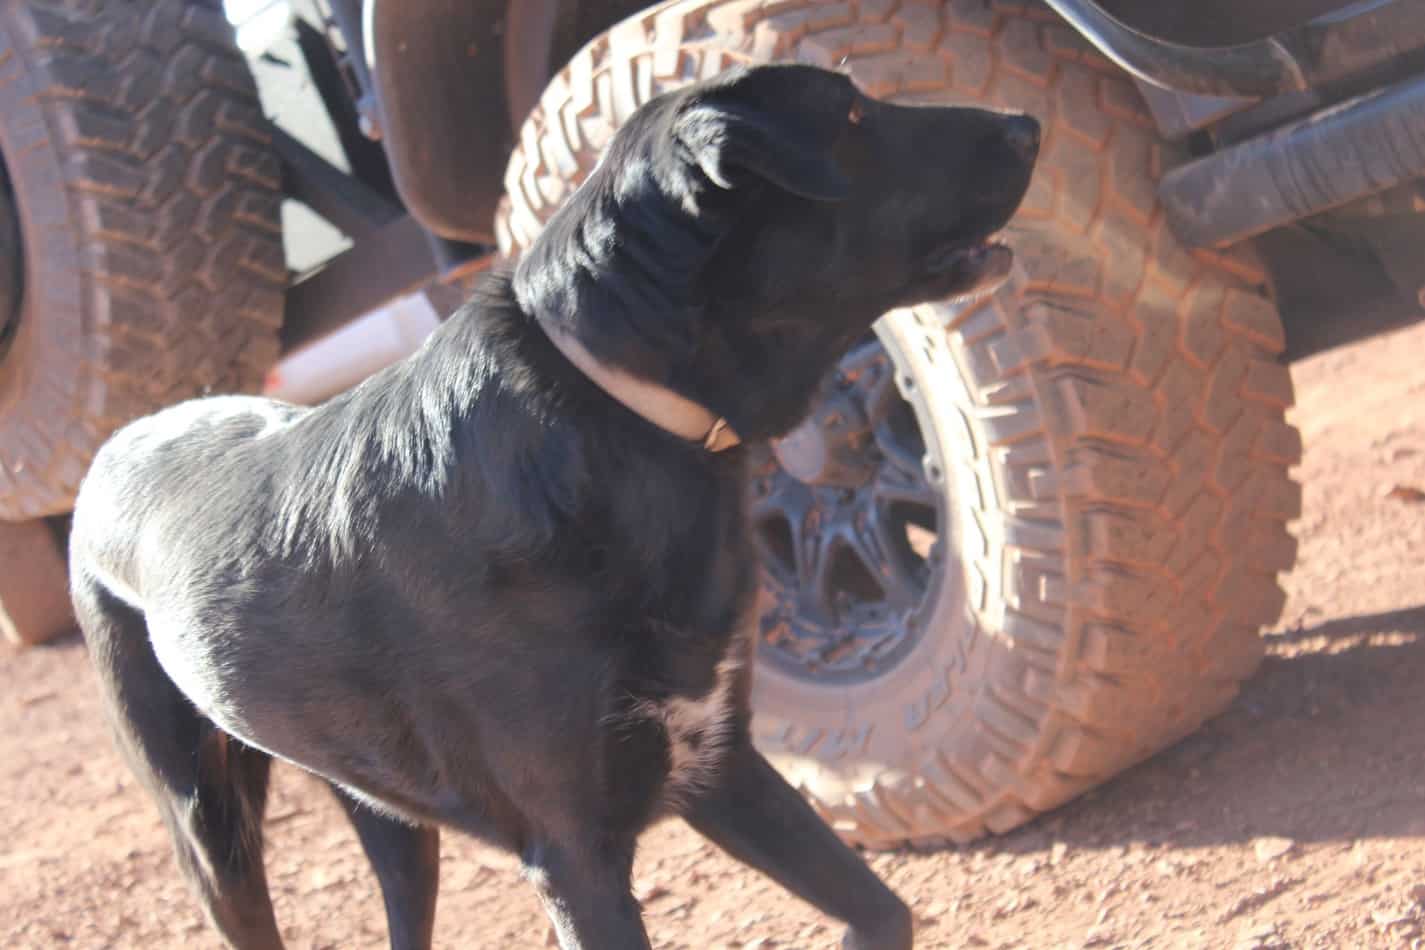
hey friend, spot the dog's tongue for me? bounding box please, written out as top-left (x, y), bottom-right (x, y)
top-left (928, 242), bottom-right (1014, 298)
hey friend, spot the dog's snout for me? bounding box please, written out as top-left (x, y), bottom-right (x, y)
top-left (1001, 114), bottom-right (1041, 162)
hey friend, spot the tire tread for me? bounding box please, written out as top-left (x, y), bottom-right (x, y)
top-left (0, 0), bottom-right (283, 519)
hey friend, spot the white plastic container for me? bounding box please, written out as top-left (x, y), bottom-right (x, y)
top-left (263, 293), bottom-right (442, 405)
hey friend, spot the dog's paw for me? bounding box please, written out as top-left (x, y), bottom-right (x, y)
top-left (841, 900), bottom-right (914, 950)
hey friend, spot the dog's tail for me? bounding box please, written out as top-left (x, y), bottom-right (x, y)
top-left (72, 569), bottom-right (284, 948)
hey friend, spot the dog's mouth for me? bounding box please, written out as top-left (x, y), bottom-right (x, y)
top-left (924, 236), bottom-right (1014, 302)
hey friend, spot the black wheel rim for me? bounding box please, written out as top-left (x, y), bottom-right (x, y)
top-left (750, 326), bottom-right (948, 684)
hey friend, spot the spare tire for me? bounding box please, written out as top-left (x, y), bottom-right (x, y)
top-left (497, 0), bottom-right (1302, 847)
top-left (0, 0), bottom-right (285, 520)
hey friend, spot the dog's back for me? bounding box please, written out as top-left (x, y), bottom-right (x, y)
top-left (72, 395), bottom-right (301, 599)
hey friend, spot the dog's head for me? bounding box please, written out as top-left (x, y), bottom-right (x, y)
top-left (514, 64), bottom-right (1039, 440)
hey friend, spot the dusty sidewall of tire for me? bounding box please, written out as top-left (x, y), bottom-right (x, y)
top-left (748, 309), bottom-right (983, 822)
top-left (0, 4), bottom-right (92, 506)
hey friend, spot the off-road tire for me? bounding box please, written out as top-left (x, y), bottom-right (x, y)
top-left (0, 516), bottom-right (72, 645)
top-left (0, 0), bottom-right (285, 520)
top-left (496, 0), bottom-right (1302, 847)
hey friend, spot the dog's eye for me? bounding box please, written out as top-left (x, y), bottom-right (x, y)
top-left (848, 100), bottom-right (865, 125)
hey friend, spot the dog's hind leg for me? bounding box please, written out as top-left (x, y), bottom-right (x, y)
top-left (330, 786), bottom-right (440, 950)
top-left (523, 835), bottom-right (652, 950)
top-left (682, 742), bottom-right (913, 950)
top-left (74, 575), bottom-right (285, 950)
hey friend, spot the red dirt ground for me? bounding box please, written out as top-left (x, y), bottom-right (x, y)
top-left (4, 317), bottom-right (1425, 949)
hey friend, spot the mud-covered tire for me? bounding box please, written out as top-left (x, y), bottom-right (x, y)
top-left (0, 516), bottom-right (72, 645)
top-left (0, 0), bottom-right (285, 521)
top-left (497, 0), bottom-right (1302, 847)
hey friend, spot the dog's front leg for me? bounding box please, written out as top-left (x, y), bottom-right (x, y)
top-left (524, 836), bottom-right (652, 950)
top-left (683, 741), bottom-right (913, 950)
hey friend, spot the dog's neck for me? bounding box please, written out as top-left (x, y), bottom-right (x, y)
top-left (537, 319), bottom-right (741, 452)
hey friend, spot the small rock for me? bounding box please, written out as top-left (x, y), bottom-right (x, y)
top-left (1050, 842), bottom-right (1069, 865)
top-left (1235, 922), bottom-right (1285, 950)
top-left (1372, 907), bottom-right (1414, 928)
top-left (1386, 483), bottom-right (1425, 502)
top-left (921, 900), bottom-right (949, 919)
top-left (633, 880), bottom-right (668, 903)
top-left (908, 836), bottom-right (952, 854)
top-left (1253, 836), bottom-right (1296, 864)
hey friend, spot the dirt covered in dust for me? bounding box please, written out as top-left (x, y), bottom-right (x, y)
top-left (3, 319), bottom-right (1425, 949)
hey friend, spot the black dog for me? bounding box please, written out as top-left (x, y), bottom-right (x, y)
top-left (69, 64), bottom-right (1037, 949)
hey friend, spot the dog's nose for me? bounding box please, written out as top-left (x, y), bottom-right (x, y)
top-left (1001, 114), bottom-right (1041, 162)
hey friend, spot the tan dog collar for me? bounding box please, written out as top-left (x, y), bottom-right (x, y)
top-left (541, 324), bottom-right (742, 452)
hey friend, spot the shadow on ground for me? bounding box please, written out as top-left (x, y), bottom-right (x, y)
top-left (971, 605), bottom-right (1425, 858)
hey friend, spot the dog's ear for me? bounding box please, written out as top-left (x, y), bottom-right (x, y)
top-left (674, 64), bottom-right (854, 202)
